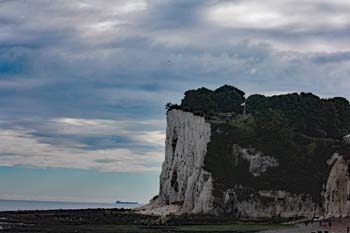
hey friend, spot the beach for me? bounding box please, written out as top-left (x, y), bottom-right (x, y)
top-left (0, 207), bottom-right (314, 233)
top-left (3, 207), bottom-right (350, 233)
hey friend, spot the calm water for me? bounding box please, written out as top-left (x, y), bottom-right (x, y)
top-left (0, 199), bottom-right (141, 212)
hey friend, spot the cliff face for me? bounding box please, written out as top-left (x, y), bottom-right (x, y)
top-left (146, 109), bottom-right (214, 215)
top-left (158, 109), bottom-right (214, 213)
top-left (140, 85), bottom-right (350, 219)
top-left (223, 189), bottom-right (321, 219)
top-left (141, 109), bottom-right (350, 219)
top-left (324, 154), bottom-right (350, 218)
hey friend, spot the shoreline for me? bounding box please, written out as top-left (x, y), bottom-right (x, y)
top-left (0, 199), bottom-right (141, 213)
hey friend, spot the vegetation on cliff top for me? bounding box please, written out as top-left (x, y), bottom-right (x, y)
top-left (169, 85), bottom-right (350, 208)
top-left (181, 85), bottom-right (245, 114)
top-left (174, 85), bottom-right (350, 140)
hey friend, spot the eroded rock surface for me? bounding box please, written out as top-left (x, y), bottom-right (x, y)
top-left (233, 145), bottom-right (279, 176)
top-left (223, 188), bottom-right (321, 218)
top-left (324, 154), bottom-right (350, 218)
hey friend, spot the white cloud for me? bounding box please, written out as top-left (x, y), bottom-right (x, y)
top-left (202, 0), bottom-right (350, 52)
top-left (86, 20), bottom-right (125, 32)
top-left (128, 130), bottom-right (165, 146)
top-left (0, 77), bottom-right (49, 90)
top-left (47, 117), bottom-right (165, 146)
top-left (206, 2), bottom-right (285, 29)
top-left (115, 0), bottom-right (148, 14)
top-left (205, 0), bottom-right (350, 31)
top-left (0, 128), bottom-right (163, 172)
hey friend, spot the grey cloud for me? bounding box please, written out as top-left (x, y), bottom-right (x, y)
top-left (311, 52), bottom-right (350, 64)
top-left (0, 0), bottom-right (349, 172)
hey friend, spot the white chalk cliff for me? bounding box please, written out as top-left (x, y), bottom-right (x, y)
top-left (159, 109), bottom-right (214, 213)
top-left (139, 109), bottom-right (215, 215)
top-left (140, 109), bottom-right (350, 219)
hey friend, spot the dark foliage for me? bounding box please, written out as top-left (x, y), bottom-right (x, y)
top-left (247, 92), bottom-right (350, 140)
top-left (181, 85), bottom-right (245, 114)
top-left (166, 102), bottom-right (182, 112)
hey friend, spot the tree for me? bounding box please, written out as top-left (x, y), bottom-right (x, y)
top-left (180, 85), bottom-right (246, 113)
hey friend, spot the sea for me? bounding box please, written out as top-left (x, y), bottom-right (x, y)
top-left (0, 199), bottom-right (141, 212)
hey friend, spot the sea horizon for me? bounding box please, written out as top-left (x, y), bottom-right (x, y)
top-left (0, 199), bottom-right (142, 212)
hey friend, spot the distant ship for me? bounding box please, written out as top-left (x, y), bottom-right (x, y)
top-left (115, 200), bottom-right (138, 205)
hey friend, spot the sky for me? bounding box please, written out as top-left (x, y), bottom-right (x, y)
top-left (0, 0), bottom-right (349, 204)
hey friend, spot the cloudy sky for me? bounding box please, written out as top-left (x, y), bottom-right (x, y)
top-left (0, 0), bottom-right (349, 203)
